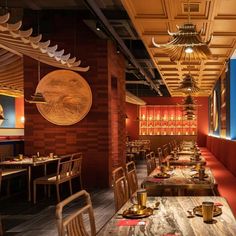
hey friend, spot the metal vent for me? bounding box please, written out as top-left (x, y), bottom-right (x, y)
top-left (183, 3), bottom-right (200, 13)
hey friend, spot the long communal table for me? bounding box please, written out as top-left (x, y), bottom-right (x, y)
top-left (142, 166), bottom-right (217, 196)
top-left (97, 196), bottom-right (236, 236)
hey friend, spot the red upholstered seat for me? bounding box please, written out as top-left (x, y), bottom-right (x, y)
top-left (200, 145), bottom-right (236, 216)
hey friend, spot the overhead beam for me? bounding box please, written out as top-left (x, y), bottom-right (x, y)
top-left (84, 0), bottom-right (162, 96)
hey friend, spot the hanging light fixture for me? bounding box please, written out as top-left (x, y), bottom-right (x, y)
top-left (25, 61), bottom-right (47, 104)
top-left (174, 73), bottom-right (200, 94)
top-left (183, 95), bottom-right (196, 106)
top-left (152, 0), bottom-right (213, 61)
top-left (25, 13), bottom-right (47, 104)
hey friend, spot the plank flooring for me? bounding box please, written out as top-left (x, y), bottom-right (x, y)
top-left (0, 160), bottom-right (147, 235)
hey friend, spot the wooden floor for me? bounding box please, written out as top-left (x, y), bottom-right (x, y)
top-left (0, 160), bottom-right (147, 235)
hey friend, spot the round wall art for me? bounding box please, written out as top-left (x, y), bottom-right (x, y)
top-left (36, 70), bottom-right (92, 125)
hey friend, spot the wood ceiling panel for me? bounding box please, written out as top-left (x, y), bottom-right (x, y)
top-left (130, 0), bottom-right (167, 17)
top-left (121, 0), bottom-right (236, 96)
top-left (0, 49), bottom-right (23, 97)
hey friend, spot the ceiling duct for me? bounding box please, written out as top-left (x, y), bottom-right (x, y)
top-left (85, 0), bottom-right (162, 96)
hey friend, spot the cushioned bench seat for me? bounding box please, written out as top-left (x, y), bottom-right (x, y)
top-left (200, 147), bottom-right (236, 216)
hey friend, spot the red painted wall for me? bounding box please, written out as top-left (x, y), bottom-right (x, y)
top-left (125, 103), bottom-right (139, 140)
top-left (126, 96), bottom-right (209, 146)
top-left (15, 97), bottom-right (24, 128)
top-left (23, 12), bottom-right (126, 188)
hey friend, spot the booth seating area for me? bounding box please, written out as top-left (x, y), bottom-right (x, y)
top-left (199, 135), bottom-right (236, 216)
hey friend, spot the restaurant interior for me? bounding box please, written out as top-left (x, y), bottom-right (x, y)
top-left (1, 0), bottom-right (236, 235)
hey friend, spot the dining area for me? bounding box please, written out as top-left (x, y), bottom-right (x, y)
top-left (95, 140), bottom-right (236, 236)
top-left (1, 0), bottom-right (236, 235)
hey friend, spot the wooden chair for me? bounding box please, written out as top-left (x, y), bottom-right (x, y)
top-left (162, 144), bottom-right (169, 158)
top-left (70, 153), bottom-right (83, 193)
top-left (146, 154), bottom-right (156, 175)
top-left (112, 167), bottom-right (129, 211)
top-left (56, 190), bottom-right (96, 236)
top-left (125, 161), bottom-right (138, 197)
top-left (33, 156), bottom-right (72, 203)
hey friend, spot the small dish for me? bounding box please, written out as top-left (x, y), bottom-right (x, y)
top-left (153, 172), bottom-right (170, 179)
top-left (122, 205), bottom-right (153, 219)
top-left (193, 205), bottom-right (222, 217)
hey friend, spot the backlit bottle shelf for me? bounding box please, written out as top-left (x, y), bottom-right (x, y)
top-left (139, 105), bottom-right (197, 136)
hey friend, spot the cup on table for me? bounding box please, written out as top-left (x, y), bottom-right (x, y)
top-left (19, 154), bottom-right (23, 160)
top-left (32, 155), bottom-right (37, 162)
top-left (196, 163), bottom-right (201, 171)
top-left (160, 165), bottom-right (166, 173)
top-left (198, 168), bottom-right (205, 180)
top-left (49, 153), bottom-right (54, 158)
top-left (137, 189), bottom-right (147, 207)
top-left (202, 201), bottom-right (214, 223)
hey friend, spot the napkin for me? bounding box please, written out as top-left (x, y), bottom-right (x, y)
top-left (117, 219), bottom-right (146, 226)
top-left (214, 202), bottom-right (223, 206)
top-left (148, 177), bottom-right (163, 182)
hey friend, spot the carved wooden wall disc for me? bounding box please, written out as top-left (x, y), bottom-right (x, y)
top-left (36, 70), bottom-right (92, 125)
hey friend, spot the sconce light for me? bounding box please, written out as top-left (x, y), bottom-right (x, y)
top-left (0, 104), bottom-right (5, 126)
top-left (20, 116), bottom-right (25, 124)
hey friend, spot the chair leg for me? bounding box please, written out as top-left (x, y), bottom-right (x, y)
top-left (48, 185), bottom-right (51, 198)
top-left (79, 175), bottom-right (83, 189)
top-left (56, 184), bottom-right (60, 202)
top-left (0, 214), bottom-right (3, 236)
top-left (33, 182), bottom-right (36, 204)
top-left (69, 180), bottom-right (73, 195)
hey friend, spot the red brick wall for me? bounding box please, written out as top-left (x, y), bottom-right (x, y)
top-left (108, 42), bottom-right (126, 173)
top-left (23, 12), bottom-right (126, 188)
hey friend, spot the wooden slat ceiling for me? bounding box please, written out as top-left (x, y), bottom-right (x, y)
top-left (121, 0), bottom-right (236, 96)
top-left (0, 48), bottom-right (23, 97)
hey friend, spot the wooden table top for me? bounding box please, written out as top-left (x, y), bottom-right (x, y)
top-left (143, 166), bottom-right (216, 189)
top-left (165, 155), bottom-right (206, 166)
top-left (97, 196), bottom-right (236, 236)
top-left (0, 157), bottom-right (59, 167)
top-left (1, 168), bottom-right (27, 178)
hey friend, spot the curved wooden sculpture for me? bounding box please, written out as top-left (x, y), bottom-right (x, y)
top-left (0, 13), bottom-right (89, 72)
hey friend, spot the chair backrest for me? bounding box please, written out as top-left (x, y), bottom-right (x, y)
top-left (112, 167), bottom-right (129, 212)
top-left (71, 153), bottom-right (82, 177)
top-left (146, 157), bottom-right (156, 176)
top-left (125, 161), bottom-right (138, 197)
top-left (56, 190), bottom-right (96, 236)
top-left (150, 151), bottom-right (155, 158)
top-left (57, 158), bottom-right (72, 181)
top-left (162, 144), bottom-right (169, 158)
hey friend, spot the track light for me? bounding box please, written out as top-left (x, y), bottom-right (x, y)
top-left (116, 47), bottom-right (120, 54)
top-left (96, 22), bottom-right (101, 31)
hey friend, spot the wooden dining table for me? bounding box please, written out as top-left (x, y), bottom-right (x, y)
top-left (97, 196), bottom-right (236, 236)
top-left (0, 157), bottom-right (59, 201)
top-left (164, 154), bottom-right (206, 166)
top-left (142, 166), bottom-right (217, 196)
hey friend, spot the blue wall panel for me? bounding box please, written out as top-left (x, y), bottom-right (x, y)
top-left (0, 95), bottom-right (15, 128)
top-left (229, 59), bottom-right (236, 139)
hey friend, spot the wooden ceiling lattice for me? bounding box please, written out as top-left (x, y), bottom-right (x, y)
top-left (121, 0), bottom-right (236, 96)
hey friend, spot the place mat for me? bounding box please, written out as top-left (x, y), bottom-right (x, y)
top-left (147, 178), bottom-right (163, 183)
top-left (193, 205), bottom-right (222, 217)
top-left (116, 219), bottom-right (146, 226)
top-left (191, 173), bottom-right (208, 179)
